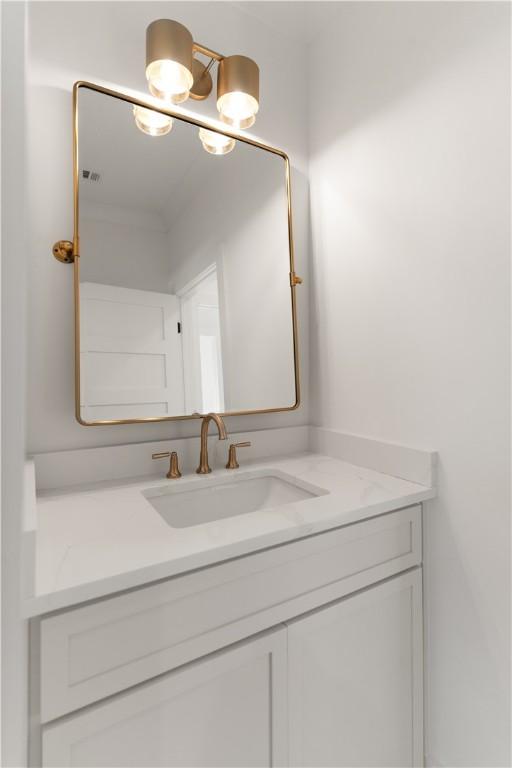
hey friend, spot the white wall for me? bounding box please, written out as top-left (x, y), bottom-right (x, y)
top-left (1, 4), bottom-right (29, 765)
top-left (26, 1), bottom-right (309, 453)
top-left (307, 3), bottom-right (510, 765)
top-left (80, 201), bottom-right (171, 293)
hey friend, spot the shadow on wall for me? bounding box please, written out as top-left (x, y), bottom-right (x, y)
top-left (422, 457), bottom-right (510, 767)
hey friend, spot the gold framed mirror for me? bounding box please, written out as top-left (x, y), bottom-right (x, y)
top-left (57, 82), bottom-right (300, 425)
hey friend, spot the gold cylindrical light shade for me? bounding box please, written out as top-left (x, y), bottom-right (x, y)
top-left (217, 55), bottom-right (259, 129)
top-left (146, 19), bottom-right (194, 103)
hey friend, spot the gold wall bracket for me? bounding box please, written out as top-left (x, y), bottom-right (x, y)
top-left (290, 272), bottom-right (303, 286)
top-left (190, 58), bottom-right (214, 101)
top-left (53, 240), bottom-right (75, 264)
top-left (189, 42), bottom-right (224, 101)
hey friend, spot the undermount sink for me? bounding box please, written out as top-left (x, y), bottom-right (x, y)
top-left (142, 470), bottom-right (329, 528)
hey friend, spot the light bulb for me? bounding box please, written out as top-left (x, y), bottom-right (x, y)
top-left (146, 59), bottom-right (193, 104)
top-left (133, 105), bottom-right (173, 136)
top-left (217, 91), bottom-right (259, 129)
top-left (199, 128), bottom-right (236, 156)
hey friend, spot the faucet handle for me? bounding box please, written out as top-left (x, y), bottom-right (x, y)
top-left (152, 450), bottom-right (182, 479)
top-left (226, 442), bottom-right (251, 470)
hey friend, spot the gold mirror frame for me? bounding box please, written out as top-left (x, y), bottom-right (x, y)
top-left (58, 81), bottom-right (300, 426)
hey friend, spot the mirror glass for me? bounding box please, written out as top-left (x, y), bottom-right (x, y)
top-left (76, 86), bottom-right (298, 423)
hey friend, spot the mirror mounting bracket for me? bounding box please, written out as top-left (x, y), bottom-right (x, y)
top-left (53, 240), bottom-right (75, 264)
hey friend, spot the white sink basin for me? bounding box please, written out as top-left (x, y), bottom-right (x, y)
top-left (143, 469), bottom-right (328, 528)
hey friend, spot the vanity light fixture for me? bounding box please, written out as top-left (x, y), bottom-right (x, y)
top-left (142, 18), bottom-right (260, 142)
top-left (133, 105), bottom-right (173, 136)
top-left (217, 55), bottom-right (259, 129)
top-left (146, 19), bottom-right (194, 103)
top-left (198, 127), bottom-right (235, 155)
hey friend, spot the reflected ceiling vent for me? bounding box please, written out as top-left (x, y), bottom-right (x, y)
top-left (81, 169), bottom-right (101, 182)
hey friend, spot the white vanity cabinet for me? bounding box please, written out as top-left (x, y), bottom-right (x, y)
top-left (287, 569), bottom-right (423, 768)
top-left (42, 627), bottom-right (288, 768)
top-left (34, 505), bottom-right (424, 768)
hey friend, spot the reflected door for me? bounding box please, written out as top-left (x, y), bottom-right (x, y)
top-left (179, 266), bottom-right (225, 414)
top-left (80, 282), bottom-right (185, 421)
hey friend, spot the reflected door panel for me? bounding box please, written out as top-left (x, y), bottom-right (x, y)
top-left (179, 265), bottom-right (225, 414)
top-left (80, 283), bottom-right (185, 421)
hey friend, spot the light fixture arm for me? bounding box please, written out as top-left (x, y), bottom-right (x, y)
top-left (203, 57), bottom-right (217, 78)
top-left (187, 43), bottom-right (224, 102)
top-left (192, 41), bottom-right (224, 62)
top-left (189, 42), bottom-right (223, 99)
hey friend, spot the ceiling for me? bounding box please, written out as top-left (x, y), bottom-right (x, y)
top-left (78, 85), bottom-right (285, 228)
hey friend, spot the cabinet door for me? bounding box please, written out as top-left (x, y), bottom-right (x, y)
top-left (42, 626), bottom-right (287, 768)
top-left (288, 570), bottom-right (423, 768)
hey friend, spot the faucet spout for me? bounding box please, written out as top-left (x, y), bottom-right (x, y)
top-left (208, 412), bottom-right (228, 440)
top-left (196, 413), bottom-right (228, 474)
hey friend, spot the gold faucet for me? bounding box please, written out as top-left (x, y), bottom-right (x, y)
top-left (196, 413), bottom-right (228, 474)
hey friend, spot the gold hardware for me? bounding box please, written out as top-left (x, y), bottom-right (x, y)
top-left (290, 272), bottom-right (303, 287)
top-left (197, 413), bottom-right (228, 474)
top-left (65, 82), bottom-right (300, 426)
top-left (226, 441), bottom-right (251, 470)
top-left (192, 42), bottom-right (223, 62)
top-left (218, 56), bottom-right (259, 102)
top-left (152, 450), bottom-right (182, 479)
top-left (217, 55), bottom-right (259, 128)
top-left (145, 19), bottom-right (194, 101)
top-left (189, 58), bottom-right (213, 101)
top-left (146, 20), bottom-right (193, 69)
top-left (145, 20), bottom-right (257, 121)
top-left (53, 240), bottom-right (75, 263)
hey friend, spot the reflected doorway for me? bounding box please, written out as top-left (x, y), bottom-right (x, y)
top-left (178, 264), bottom-right (225, 414)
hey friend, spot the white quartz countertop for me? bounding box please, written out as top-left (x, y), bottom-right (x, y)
top-left (24, 452), bottom-right (435, 617)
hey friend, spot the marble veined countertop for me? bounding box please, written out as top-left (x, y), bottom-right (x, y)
top-left (25, 452), bottom-right (435, 616)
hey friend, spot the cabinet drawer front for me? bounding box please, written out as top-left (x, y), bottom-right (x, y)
top-left (40, 505), bottom-right (421, 721)
top-left (42, 626), bottom-right (288, 768)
